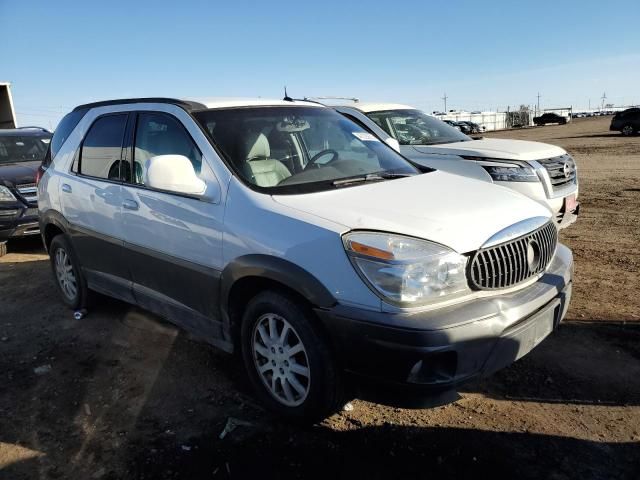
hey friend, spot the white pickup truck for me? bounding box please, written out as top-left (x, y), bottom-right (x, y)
top-left (335, 103), bottom-right (579, 228)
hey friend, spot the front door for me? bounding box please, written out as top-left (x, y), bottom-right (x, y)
top-left (119, 110), bottom-right (225, 342)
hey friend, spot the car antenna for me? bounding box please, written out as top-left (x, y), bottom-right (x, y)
top-left (283, 86), bottom-right (293, 102)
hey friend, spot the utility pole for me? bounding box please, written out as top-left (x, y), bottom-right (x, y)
top-left (601, 92), bottom-right (607, 111)
top-left (442, 93), bottom-right (448, 112)
top-left (536, 92), bottom-right (541, 114)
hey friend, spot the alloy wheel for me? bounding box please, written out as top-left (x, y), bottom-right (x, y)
top-left (622, 125), bottom-right (634, 136)
top-left (55, 248), bottom-right (77, 301)
top-left (251, 313), bottom-right (311, 407)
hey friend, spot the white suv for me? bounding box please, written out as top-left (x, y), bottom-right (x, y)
top-left (38, 97), bottom-right (573, 421)
top-left (335, 104), bottom-right (580, 228)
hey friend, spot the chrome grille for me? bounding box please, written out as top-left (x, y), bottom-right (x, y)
top-left (17, 183), bottom-right (38, 203)
top-left (469, 222), bottom-right (557, 290)
top-left (537, 154), bottom-right (576, 191)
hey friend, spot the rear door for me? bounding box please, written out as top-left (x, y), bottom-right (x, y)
top-left (59, 112), bottom-right (133, 301)
top-left (119, 109), bottom-right (226, 343)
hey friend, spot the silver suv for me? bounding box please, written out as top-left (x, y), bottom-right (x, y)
top-left (39, 97), bottom-right (573, 421)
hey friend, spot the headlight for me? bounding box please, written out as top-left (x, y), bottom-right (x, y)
top-left (0, 186), bottom-right (17, 202)
top-left (482, 165), bottom-right (538, 182)
top-left (343, 232), bottom-right (470, 306)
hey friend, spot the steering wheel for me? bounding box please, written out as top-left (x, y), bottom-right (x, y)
top-left (305, 149), bottom-right (339, 170)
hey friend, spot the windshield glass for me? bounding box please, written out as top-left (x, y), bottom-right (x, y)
top-left (0, 134), bottom-right (52, 164)
top-left (194, 106), bottom-right (419, 193)
top-left (366, 109), bottom-right (470, 146)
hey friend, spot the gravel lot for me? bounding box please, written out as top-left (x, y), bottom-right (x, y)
top-left (1, 116), bottom-right (639, 479)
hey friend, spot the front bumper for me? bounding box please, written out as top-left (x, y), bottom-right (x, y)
top-left (557, 200), bottom-right (580, 229)
top-left (0, 203), bottom-right (40, 241)
top-left (316, 244), bottom-right (573, 406)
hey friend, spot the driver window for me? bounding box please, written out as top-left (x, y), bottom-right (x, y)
top-left (133, 112), bottom-right (202, 185)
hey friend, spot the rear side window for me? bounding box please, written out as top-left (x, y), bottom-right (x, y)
top-left (44, 108), bottom-right (88, 167)
top-left (79, 114), bottom-right (128, 180)
top-left (132, 112), bottom-right (202, 185)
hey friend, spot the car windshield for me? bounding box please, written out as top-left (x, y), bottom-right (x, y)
top-left (194, 106), bottom-right (419, 193)
top-left (0, 134), bottom-right (51, 164)
top-left (365, 109), bottom-right (470, 146)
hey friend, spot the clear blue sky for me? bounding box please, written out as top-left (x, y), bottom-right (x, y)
top-left (2, 0), bottom-right (639, 129)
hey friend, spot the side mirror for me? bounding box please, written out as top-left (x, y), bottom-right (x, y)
top-left (144, 155), bottom-right (207, 196)
top-left (385, 137), bottom-right (401, 153)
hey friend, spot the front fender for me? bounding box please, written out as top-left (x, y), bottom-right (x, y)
top-left (220, 254), bottom-right (337, 310)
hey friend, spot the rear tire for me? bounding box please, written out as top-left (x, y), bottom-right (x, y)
top-left (240, 290), bottom-right (343, 423)
top-left (49, 235), bottom-right (90, 310)
top-left (621, 124), bottom-right (636, 136)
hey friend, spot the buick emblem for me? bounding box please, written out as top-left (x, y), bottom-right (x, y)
top-left (563, 161), bottom-right (571, 178)
top-left (527, 239), bottom-right (541, 271)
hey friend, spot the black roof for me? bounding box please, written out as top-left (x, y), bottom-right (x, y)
top-left (0, 127), bottom-right (52, 137)
top-left (72, 97), bottom-right (207, 113)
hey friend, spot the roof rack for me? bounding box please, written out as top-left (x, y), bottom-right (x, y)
top-left (303, 96), bottom-right (359, 103)
top-left (72, 97), bottom-right (207, 112)
top-left (18, 126), bottom-right (52, 133)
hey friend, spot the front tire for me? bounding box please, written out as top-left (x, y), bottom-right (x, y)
top-left (49, 235), bottom-right (89, 310)
top-left (240, 290), bottom-right (342, 422)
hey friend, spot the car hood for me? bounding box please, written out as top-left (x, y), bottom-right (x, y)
top-left (273, 171), bottom-right (551, 254)
top-left (412, 138), bottom-right (566, 161)
top-left (0, 161), bottom-right (39, 186)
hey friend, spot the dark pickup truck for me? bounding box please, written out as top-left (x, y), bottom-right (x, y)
top-left (0, 127), bottom-right (52, 255)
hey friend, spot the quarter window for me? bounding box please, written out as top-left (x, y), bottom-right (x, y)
top-left (133, 112), bottom-right (202, 185)
top-left (45, 108), bottom-right (88, 167)
top-left (79, 114), bottom-right (128, 180)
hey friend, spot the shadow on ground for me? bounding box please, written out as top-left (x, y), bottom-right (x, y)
top-left (5, 236), bottom-right (45, 254)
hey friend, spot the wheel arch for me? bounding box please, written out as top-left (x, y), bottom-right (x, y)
top-left (220, 255), bottom-right (337, 349)
top-left (40, 210), bottom-right (70, 251)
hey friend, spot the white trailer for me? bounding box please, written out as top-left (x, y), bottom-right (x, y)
top-left (0, 82), bottom-right (17, 129)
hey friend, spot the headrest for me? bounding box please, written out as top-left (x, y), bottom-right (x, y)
top-left (243, 131), bottom-right (270, 161)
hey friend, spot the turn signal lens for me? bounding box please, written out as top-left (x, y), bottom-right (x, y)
top-left (348, 240), bottom-right (395, 260)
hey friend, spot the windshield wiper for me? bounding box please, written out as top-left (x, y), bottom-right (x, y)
top-left (332, 172), bottom-right (413, 187)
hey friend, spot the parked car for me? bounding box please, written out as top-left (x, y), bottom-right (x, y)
top-left (334, 103), bottom-right (579, 228)
top-left (454, 121), bottom-right (473, 134)
top-left (39, 97), bottom-right (573, 421)
top-left (442, 119), bottom-right (463, 131)
top-left (457, 120), bottom-right (484, 134)
top-left (609, 108), bottom-right (640, 136)
top-left (533, 113), bottom-right (567, 126)
top-left (0, 127), bottom-right (52, 255)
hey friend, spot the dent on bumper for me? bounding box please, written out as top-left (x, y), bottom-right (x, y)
top-left (316, 244), bottom-right (573, 394)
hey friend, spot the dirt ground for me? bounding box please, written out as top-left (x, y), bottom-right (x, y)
top-left (1, 116), bottom-right (639, 479)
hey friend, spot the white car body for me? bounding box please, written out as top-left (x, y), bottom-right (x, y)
top-left (336, 103), bottom-right (580, 228)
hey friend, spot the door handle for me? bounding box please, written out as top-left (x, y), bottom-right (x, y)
top-left (122, 199), bottom-right (139, 211)
top-left (61, 184), bottom-right (72, 193)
